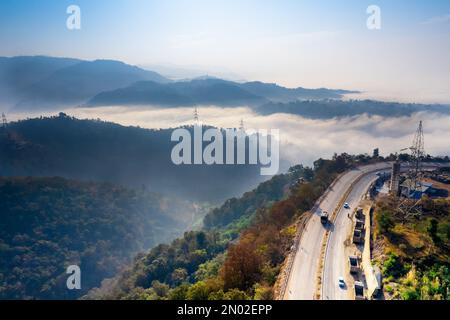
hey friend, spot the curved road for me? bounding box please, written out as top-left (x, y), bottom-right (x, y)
top-left (284, 163), bottom-right (390, 300)
top-left (322, 171), bottom-right (386, 300)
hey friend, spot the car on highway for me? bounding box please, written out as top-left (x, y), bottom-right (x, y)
top-left (320, 211), bottom-right (329, 225)
top-left (354, 281), bottom-right (365, 300)
top-left (344, 202), bottom-right (350, 209)
top-left (338, 277), bottom-right (345, 288)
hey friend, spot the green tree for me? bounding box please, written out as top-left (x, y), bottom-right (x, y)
top-left (377, 211), bottom-right (394, 234)
top-left (253, 284), bottom-right (273, 300)
top-left (187, 281), bottom-right (209, 300)
top-left (208, 290), bottom-right (225, 300)
top-left (383, 253), bottom-right (405, 278)
top-left (171, 268), bottom-right (188, 285)
top-left (401, 288), bottom-right (420, 300)
top-left (223, 288), bottom-right (250, 300)
top-left (168, 283), bottom-right (190, 300)
top-left (151, 280), bottom-right (169, 298)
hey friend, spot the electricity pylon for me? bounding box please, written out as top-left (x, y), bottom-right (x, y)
top-left (409, 120), bottom-right (425, 193)
top-left (397, 121), bottom-right (426, 219)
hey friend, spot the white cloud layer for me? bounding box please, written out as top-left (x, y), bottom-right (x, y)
top-left (9, 106), bottom-right (450, 168)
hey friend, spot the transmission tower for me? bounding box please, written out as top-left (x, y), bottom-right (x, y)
top-left (194, 107), bottom-right (199, 124)
top-left (396, 121), bottom-right (425, 219)
top-left (409, 120), bottom-right (425, 193)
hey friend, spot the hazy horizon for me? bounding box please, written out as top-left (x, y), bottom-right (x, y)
top-left (1, 0), bottom-right (450, 104)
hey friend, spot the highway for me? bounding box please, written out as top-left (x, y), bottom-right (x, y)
top-left (319, 162), bottom-right (449, 300)
top-left (321, 171), bottom-right (386, 300)
top-left (284, 163), bottom-right (390, 300)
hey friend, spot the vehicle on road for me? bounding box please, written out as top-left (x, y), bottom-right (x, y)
top-left (356, 207), bottom-right (364, 219)
top-left (320, 211), bottom-right (329, 225)
top-left (338, 277), bottom-right (345, 288)
top-left (344, 202), bottom-right (350, 209)
top-left (355, 219), bottom-right (365, 231)
top-left (354, 281), bottom-right (365, 300)
top-left (353, 229), bottom-right (363, 244)
top-left (349, 256), bottom-right (360, 274)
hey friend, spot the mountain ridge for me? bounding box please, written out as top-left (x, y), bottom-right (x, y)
top-left (87, 78), bottom-right (355, 107)
top-left (0, 56), bottom-right (171, 110)
top-left (0, 56), bottom-right (357, 111)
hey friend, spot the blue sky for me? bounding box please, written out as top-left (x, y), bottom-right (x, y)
top-left (1, 0), bottom-right (450, 102)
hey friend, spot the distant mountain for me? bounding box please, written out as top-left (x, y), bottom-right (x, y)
top-left (0, 56), bottom-right (81, 106)
top-left (0, 114), bottom-right (266, 202)
top-left (238, 81), bottom-right (358, 102)
top-left (256, 99), bottom-right (450, 119)
top-left (87, 78), bottom-right (357, 107)
top-left (0, 56), bottom-right (170, 110)
top-left (88, 78), bottom-right (268, 107)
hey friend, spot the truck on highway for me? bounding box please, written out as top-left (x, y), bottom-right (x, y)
top-left (320, 211), bottom-right (329, 225)
top-left (354, 281), bottom-right (365, 300)
top-left (355, 219), bottom-right (365, 231)
top-left (356, 207), bottom-right (364, 220)
top-left (349, 256), bottom-right (360, 274)
top-left (353, 229), bottom-right (363, 244)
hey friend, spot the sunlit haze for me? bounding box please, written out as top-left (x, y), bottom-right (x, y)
top-left (1, 0), bottom-right (450, 103)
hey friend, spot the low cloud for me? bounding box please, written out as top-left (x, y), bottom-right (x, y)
top-left (9, 106), bottom-right (450, 169)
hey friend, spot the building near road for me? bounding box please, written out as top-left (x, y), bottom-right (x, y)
top-left (399, 179), bottom-right (431, 199)
top-left (399, 178), bottom-right (449, 199)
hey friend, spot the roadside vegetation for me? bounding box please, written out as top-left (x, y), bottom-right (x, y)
top-left (374, 196), bottom-right (450, 300)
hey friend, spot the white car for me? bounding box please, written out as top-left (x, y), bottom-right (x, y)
top-left (344, 203), bottom-right (350, 209)
top-left (338, 277), bottom-right (345, 288)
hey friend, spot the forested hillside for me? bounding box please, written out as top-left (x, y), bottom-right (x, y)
top-left (0, 177), bottom-right (201, 300)
top-left (0, 114), bottom-right (264, 202)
